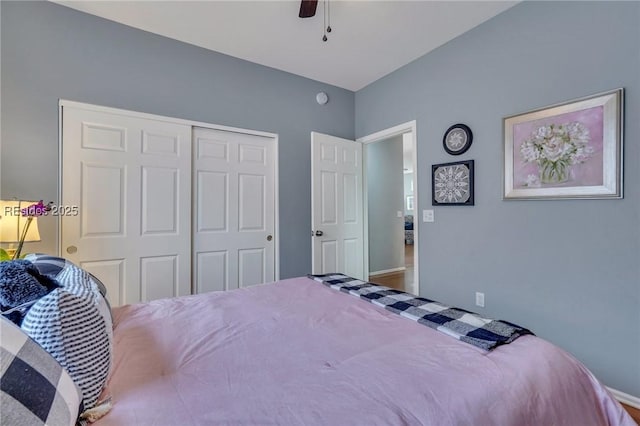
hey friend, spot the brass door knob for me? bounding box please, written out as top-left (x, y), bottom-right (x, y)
top-left (66, 245), bottom-right (77, 254)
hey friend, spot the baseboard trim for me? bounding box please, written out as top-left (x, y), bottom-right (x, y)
top-left (607, 386), bottom-right (640, 409)
top-left (369, 267), bottom-right (406, 276)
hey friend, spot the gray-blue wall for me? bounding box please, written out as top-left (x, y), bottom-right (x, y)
top-left (0, 1), bottom-right (354, 279)
top-left (356, 1), bottom-right (640, 396)
top-left (367, 136), bottom-right (404, 274)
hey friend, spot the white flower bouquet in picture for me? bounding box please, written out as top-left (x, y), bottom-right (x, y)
top-left (503, 89), bottom-right (623, 200)
top-left (519, 122), bottom-right (594, 186)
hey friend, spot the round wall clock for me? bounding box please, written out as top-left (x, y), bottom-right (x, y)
top-left (443, 123), bottom-right (473, 155)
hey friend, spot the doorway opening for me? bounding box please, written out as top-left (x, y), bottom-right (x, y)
top-left (359, 121), bottom-right (418, 295)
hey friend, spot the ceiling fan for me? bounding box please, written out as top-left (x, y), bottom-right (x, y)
top-left (298, 0), bottom-right (318, 18)
top-left (299, 0), bottom-right (332, 41)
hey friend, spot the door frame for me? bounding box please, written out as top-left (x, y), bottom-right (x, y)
top-left (58, 99), bottom-right (280, 282)
top-left (357, 120), bottom-right (419, 295)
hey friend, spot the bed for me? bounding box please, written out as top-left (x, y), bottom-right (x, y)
top-left (95, 275), bottom-right (633, 426)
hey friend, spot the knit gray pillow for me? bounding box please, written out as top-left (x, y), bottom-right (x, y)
top-left (0, 260), bottom-right (58, 325)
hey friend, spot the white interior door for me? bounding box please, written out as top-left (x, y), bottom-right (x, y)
top-left (193, 127), bottom-right (276, 293)
top-left (311, 132), bottom-right (364, 280)
top-left (61, 105), bottom-right (192, 306)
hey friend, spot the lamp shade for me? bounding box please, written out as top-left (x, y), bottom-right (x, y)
top-left (0, 200), bottom-right (41, 243)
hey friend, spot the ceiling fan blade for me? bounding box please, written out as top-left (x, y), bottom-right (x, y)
top-left (299, 0), bottom-right (318, 18)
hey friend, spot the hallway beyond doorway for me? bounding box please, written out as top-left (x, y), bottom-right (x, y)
top-left (369, 244), bottom-right (414, 292)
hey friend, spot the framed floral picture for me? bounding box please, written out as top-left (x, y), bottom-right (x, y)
top-left (432, 160), bottom-right (474, 206)
top-left (503, 88), bottom-right (623, 200)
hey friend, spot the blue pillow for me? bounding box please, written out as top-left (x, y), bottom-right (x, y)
top-left (25, 254), bottom-right (108, 297)
top-left (24, 254), bottom-right (69, 279)
top-left (24, 254), bottom-right (112, 320)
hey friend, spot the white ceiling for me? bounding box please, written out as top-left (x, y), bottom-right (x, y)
top-left (53, 0), bottom-right (517, 91)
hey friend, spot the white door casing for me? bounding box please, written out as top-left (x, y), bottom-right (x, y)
top-left (193, 127), bottom-right (276, 293)
top-left (358, 121), bottom-right (419, 295)
top-left (61, 106), bottom-right (192, 306)
top-left (311, 132), bottom-right (364, 280)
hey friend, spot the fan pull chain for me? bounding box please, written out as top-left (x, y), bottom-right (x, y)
top-left (322, 0), bottom-right (328, 41)
top-left (326, 0), bottom-right (331, 33)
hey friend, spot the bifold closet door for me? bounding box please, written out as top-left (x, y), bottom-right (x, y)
top-left (192, 127), bottom-right (275, 293)
top-left (61, 105), bottom-right (192, 306)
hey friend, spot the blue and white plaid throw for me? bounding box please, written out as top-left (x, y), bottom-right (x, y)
top-left (308, 274), bottom-right (533, 351)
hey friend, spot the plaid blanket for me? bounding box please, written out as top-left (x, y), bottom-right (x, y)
top-left (308, 274), bottom-right (533, 351)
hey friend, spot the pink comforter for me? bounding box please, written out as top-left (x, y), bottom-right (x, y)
top-left (97, 277), bottom-right (633, 425)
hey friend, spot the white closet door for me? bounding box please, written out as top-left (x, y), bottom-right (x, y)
top-left (61, 106), bottom-right (192, 306)
top-left (193, 127), bottom-right (275, 293)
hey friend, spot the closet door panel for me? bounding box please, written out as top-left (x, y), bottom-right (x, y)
top-left (196, 251), bottom-right (228, 293)
top-left (61, 105), bottom-right (192, 306)
top-left (193, 127), bottom-right (276, 293)
top-left (197, 171), bottom-right (228, 233)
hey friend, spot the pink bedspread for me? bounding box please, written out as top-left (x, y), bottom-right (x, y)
top-left (97, 277), bottom-right (634, 425)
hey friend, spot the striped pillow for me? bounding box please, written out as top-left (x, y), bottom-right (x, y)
top-left (21, 269), bottom-right (112, 409)
top-left (55, 264), bottom-right (114, 348)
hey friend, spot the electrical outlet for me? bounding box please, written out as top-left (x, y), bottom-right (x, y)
top-left (475, 292), bottom-right (485, 308)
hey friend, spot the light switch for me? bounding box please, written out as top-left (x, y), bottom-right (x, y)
top-left (397, 211), bottom-right (403, 218)
top-left (423, 209), bottom-right (434, 222)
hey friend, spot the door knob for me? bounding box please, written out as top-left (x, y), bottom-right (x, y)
top-left (266, 235), bottom-right (273, 241)
top-left (315, 230), bottom-right (323, 237)
top-left (66, 245), bottom-right (77, 254)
